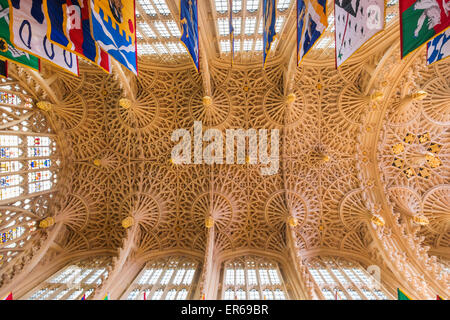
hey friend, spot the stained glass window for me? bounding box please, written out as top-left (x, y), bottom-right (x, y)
top-left (124, 256), bottom-right (198, 300)
top-left (0, 78), bottom-right (58, 275)
top-left (222, 256), bottom-right (288, 300)
top-left (277, 0), bottom-right (292, 11)
top-left (25, 257), bottom-right (110, 300)
top-left (214, 0), bottom-right (228, 13)
top-left (0, 80), bottom-right (58, 202)
top-left (138, 0), bottom-right (157, 16)
top-left (248, 289), bottom-right (260, 300)
top-left (176, 289), bottom-right (188, 300)
top-left (308, 257), bottom-right (393, 300)
top-left (247, 0), bottom-right (258, 12)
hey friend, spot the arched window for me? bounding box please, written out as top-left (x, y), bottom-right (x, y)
top-left (123, 256), bottom-right (199, 300)
top-left (221, 256), bottom-right (289, 300)
top-left (0, 77), bottom-right (58, 276)
top-left (0, 78), bottom-right (58, 202)
top-left (0, 202), bottom-right (39, 267)
top-left (24, 257), bottom-right (110, 300)
top-left (307, 257), bottom-right (393, 300)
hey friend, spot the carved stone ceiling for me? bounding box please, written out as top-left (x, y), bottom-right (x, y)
top-left (40, 46), bottom-right (364, 254)
top-left (6, 0), bottom-right (447, 269)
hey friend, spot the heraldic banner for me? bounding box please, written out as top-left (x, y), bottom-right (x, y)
top-left (335, 0), bottom-right (385, 67)
top-left (297, 0), bottom-right (327, 65)
top-left (400, 0), bottom-right (450, 58)
top-left (9, 0), bottom-right (79, 75)
top-left (44, 0), bottom-right (111, 72)
top-left (90, 0), bottom-right (137, 75)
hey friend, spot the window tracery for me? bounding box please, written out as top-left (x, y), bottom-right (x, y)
top-left (307, 257), bottom-right (393, 300)
top-left (123, 256), bottom-right (199, 300)
top-left (0, 200), bottom-right (39, 268)
top-left (0, 77), bottom-right (58, 276)
top-left (0, 79), bottom-right (57, 202)
top-left (221, 256), bottom-right (288, 300)
top-left (25, 257), bottom-right (110, 300)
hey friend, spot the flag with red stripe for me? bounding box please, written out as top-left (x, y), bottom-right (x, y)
top-left (43, 0), bottom-right (110, 72)
top-left (3, 292), bottom-right (12, 300)
top-left (400, 0), bottom-right (450, 58)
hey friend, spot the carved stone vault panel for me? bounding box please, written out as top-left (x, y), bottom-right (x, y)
top-left (379, 62), bottom-right (450, 255)
top-left (33, 53), bottom-right (391, 263)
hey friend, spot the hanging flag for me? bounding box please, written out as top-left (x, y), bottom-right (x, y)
top-left (103, 293), bottom-right (109, 300)
top-left (9, 0), bottom-right (79, 75)
top-left (43, 0), bottom-right (110, 72)
top-left (335, 0), bottom-right (385, 67)
top-left (263, 0), bottom-right (277, 67)
top-left (90, 0), bottom-right (138, 75)
top-left (298, 0), bottom-right (328, 65)
top-left (427, 28), bottom-right (450, 64)
top-left (180, 0), bottom-right (199, 72)
top-left (3, 292), bottom-right (13, 300)
top-left (400, 0), bottom-right (450, 58)
top-left (80, 293), bottom-right (86, 300)
top-left (0, 59), bottom-right (7, 78)
top-left (0, 0), bottom-right (39, 71)
top-left (437, 295), bottom-right (444, 300)
top-left (229, 0), bottom-right (234, 66)
top-left (297, 0), bottom-right (306, 65)
top-left (397, 288), bottom-right (412, 300)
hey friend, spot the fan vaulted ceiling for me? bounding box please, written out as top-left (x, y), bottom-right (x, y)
top-left (0, 0), bottom-right (448, 301)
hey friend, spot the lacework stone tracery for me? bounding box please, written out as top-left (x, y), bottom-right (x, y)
top-left (306, 257), bottom-right (393, 300)
top-left (221, 256), bottom-right (288, 300)
top-left (0, 77), bottom-right (60, 288)
top-left (0, 17), bottom-right (447, 299)
top-left (379, 62), bottom-right (450, 255)
top-left (25, 256), bottom-right (111, 300)
top-left (123, 256), bottom-right (200, 300)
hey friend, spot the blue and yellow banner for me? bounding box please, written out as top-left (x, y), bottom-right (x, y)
top-left (427, 29), bottom-right (450, 65)
top-left (263, 0), bottom-right (276, 67)
top-left (90, 0), bottom-right (137, 75)
top-left (180, 0), bottom-right (199, 72)
top-left (298, 0), bottom-right (327, 65)
top-left (44, 0), bottom-right (111, 72)
top-left (297, 0), bottom-right (306, 65)
top-left (229, 0), bottom-right (234, 66)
